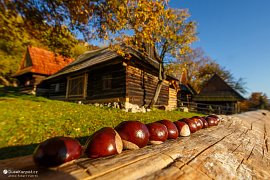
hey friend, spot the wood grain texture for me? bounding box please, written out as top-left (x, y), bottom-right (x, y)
top-left (126, 66), bottom-right (169, 106)
top-left (0, 110), bottom-right (269, 180)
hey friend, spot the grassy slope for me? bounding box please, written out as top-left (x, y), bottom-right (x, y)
top-left (0, 87), bottom-right (201, 159)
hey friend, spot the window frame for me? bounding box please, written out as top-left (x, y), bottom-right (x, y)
top-left (102, 73), bottom-right (112, 90)
top-left (66, 74), bottom-right (87, 98)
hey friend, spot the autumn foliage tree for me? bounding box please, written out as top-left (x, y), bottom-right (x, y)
top-left (0, 10), bottom-right (97, 86)
top-left (240, 92), bottom-right (269, 111)
top-left (166, 48), bottom-right (247, 95)
top-left (1, 0), bottom-right (197, 107)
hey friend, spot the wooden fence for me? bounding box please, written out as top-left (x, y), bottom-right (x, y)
top-left (178, 101), bottom-right (236, 115)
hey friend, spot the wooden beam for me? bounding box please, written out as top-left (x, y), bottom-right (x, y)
top-left (65, 77), bottom-right (69, 99)
top-left (83, 73), bottom-right (88, 99)
top-left (84, 97), bottom-right (128, 104)
top-left (1, 110), bottom-right (270, 179)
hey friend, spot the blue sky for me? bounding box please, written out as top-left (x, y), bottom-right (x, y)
top-left (170, 0), bottom-right (270, 97)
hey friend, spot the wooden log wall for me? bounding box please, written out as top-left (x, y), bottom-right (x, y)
top-left (1, 110), bottom-right (269, 179)
top-left (49, 81), bottom-right (67, 97)
top-left (87, 63), bottom-right (126, 100)
top-left (126, 65), bottom-right (169, 106)
top-left (168, 88), bottom-right (177, 110)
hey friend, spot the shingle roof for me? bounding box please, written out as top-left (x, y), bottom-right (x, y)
top-left (13, 46), bottom-right (73, 77)
top-left (193, 74), bottom-right (245, 102)
top-left (46, 46), bottom-right (167, 80)
top-left (47, 48), bottom-right (119, 80)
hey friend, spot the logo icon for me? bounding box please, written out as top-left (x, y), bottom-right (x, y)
top-left (3, 169), bottom-right (8, 174)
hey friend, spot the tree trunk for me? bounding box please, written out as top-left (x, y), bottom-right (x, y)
top-left (148, 62), bottom-right (165, 108)
top-left (148, 79), bottom-right (163, 108)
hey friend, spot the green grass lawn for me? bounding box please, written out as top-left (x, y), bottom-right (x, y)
top-left (0, 86), bottom-right (201, 160)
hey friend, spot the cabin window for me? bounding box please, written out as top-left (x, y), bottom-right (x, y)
top-left (67, 75), bottom-right (85, 97)
top-left (102, 74), bottom-right (112, 90)
top-left (52, 83), bottom-right (60, 92)
top-left (55, 83), bottom-right (60, 92)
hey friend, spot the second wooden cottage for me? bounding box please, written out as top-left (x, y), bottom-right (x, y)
top-left (193, 74), bottom-right (245, 114)
top-left (12, 46), bottom-right (73, 94)
top-left (42, 46), bottom-right (179, 111)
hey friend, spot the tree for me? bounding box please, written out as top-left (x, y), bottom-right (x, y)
top-left (0, 11), bottom-right (39, 86)
top-left (1, 1), bottom-right (197, 107)
top-left (0, 7), bottom-right (100, 86)
top-left (144, 8), bottom-right (197, 107)
top-left (249, 92), bottom-right (268, 109)
top-left (240, 92), bottom-right (269, 111)
top-left (166, 48), bottom-right (247, 94)
top-left (0, 7), bottom-right (77, 57)
top-left (2, 0), bottom-right (197, 106)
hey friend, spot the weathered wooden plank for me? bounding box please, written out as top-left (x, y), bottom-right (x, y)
top-left (126, 81), bottom-right (169, 93)
top-left (1, 110), bottom-right (270, 180)
top-left (126, 65), bottom-right (169, 107)
top-left (187, 112), bottom-right (270, 180)
top-left (142, 112), bottom-right (270, 180)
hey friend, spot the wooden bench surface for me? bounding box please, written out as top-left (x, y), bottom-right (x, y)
top-left (0, 110), bottom-right (270, 179)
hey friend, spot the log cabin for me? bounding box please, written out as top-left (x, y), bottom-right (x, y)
top-left (178, 83), bottom-right (197, 104)
top-left (12, 46), bottom-right (73, 94)
top-left (193, 74), bottom-right (245, 114)
top-left (42, 46), bottom-right (179, 110)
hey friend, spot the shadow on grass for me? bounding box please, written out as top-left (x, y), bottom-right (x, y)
top-left (0, 143), bottom-right (39, 160)
top-left (0, 86), bottom-right (50, 102)
top-left (0, 86), bottom-right (20, 97)
top-left (0, 136), bottom-right (90, 160)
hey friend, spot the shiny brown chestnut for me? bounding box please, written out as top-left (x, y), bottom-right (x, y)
top-left (147, 122), bottom-right (168, 144)
top-left (197, 118), bottom-right (205, 128)
top-left (115, 121), bottom-right (150, 149)
top-left (157, 120), bottom-right (179, 139)
top-left (174, 121), bottom-right (190, 137)
top-left (190, 116), bottom-right (203, 130)
top-left (200, 117), bottom-right (209, 128)
top-left (205, 116), bottom-right (217, 126)
top-left (208, 114), bottom-right (219, 120)
top-left (207, 115), bottom-right (220, 124)
top-left (85, 127), bottom-right (123, 158)
top-left (179, 118), bottom-right (197, 133)
top-left (33, 137), bottom-right (82, 167)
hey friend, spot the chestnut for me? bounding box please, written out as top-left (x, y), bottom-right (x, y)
top-left (208, 114), bottom-right (219, 120)
top-left (147, 122), bottom-right (168, 144)
top-left (205, 117), bottom-right (217, 126)
top-left (179, 118), bottom-right (197, 133)
top-left (33, 137), bottom-right (82, 167)
top-left (190, 116), bottom-right (203, 130)
top-left (197, 118), bottom-right (205, 128)
top-left (115, 121), bottom-right (150, 149)
top-left (200, 117), bottom-right (209, 128)
top-left (157, 120), bottom-right (179, 139)
top-left (174, 121), bottom-right (190, 137)
top-left (85, 127), bottom-right (123, 158)
top-left (207, 115), bottom-right (220, 124)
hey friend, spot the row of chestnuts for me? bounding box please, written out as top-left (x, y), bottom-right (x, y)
top-left (33, 115), bottom-right (220, 167)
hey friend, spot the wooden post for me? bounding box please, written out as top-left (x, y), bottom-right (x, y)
top-left (83, 73), bottom-right (88, 99)
top-left (66, 77), bottom-right (70, 99)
